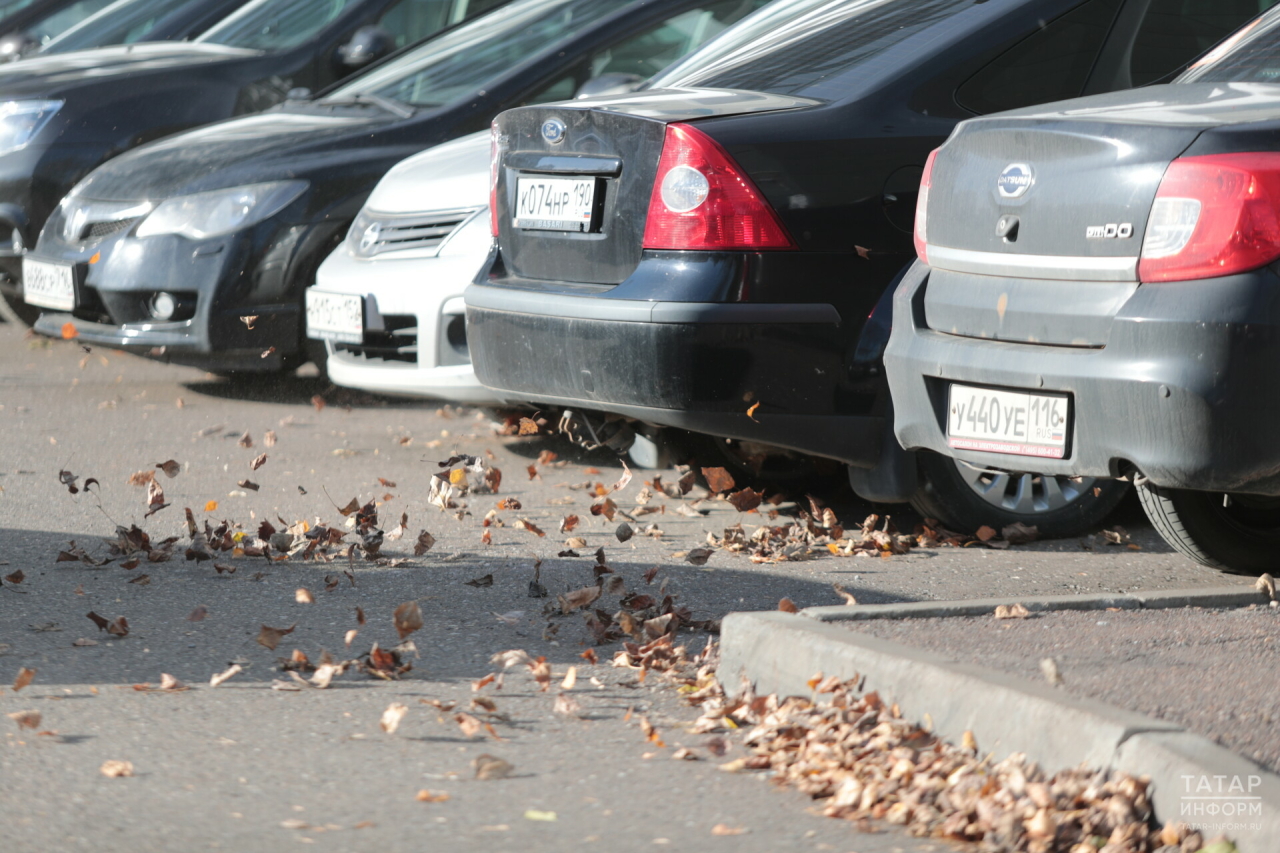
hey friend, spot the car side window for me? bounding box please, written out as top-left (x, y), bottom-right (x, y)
top-left (376, 0), bottom-right (456, 49)
top-left (524, 72), bottom-right (580, 105)
top-left (1129, 0), bottom-right (1278, 86)
top-left (587, 0), bottom-right (769, 82)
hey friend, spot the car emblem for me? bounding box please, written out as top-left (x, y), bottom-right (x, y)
top-left (359, 221), bottom-right (381, 252)
top-left (997, 163), bottom-right (1034, 199)
top-left (540, 118), bottom-right (566, 145)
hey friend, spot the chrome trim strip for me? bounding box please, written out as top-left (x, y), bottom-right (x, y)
top-left (927, 244), bottom-right (1138, 282)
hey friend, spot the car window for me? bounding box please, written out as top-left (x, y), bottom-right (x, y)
top-left (649, 0), bottom-right (980, 97)
top-left (1178, 4), bottom-right (1280, 82)
top-left (955, 0), bottom-right (1122, 115)
top-left (41, 0), bottom-right (205, 54)
top-left (376, 0), bottom-right (454, 48)
top-left (328, 0), bottom-right (630, 108)
top-left (27, 0), bottom-right (116, 45)
top-left (588, 0), bottom-right (767, 80)
top-left (198, 0), bottom-right (362, 51)
top-left (0, 0), bottom-right (40, 20)
top-left (1130, 0), bottom-right (1277, 86)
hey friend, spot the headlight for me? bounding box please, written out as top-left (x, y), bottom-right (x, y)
top-left (135, 181), bottom-right (308, 241)
top-left (0, 100), bottom-right (62, 157)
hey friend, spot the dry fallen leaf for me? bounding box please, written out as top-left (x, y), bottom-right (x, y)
top-left (295, 588), bottom-right (314, 604)
top-left (413, 530), bottom-right (436, 556)
top-left (514, 518), bottom-right (545, 537)
top-left (553, 692), bottom-right (582, 718)
top-left (249, 453), bottom-right (267, 471)
top-left (701, 467), bottom-right (736, 494)
top-left (187, 605), bottom-right (208, 622)
top-left (256, 623), bottom-right (295, 651)
top-left (711, 824), bottom-right (747, 836)
top-left (156, 460), bottom-right (181, 478)
top-left (380, 703), bottom-right (408, 734)
top-left (831, 583), bottom-right (857, 606)
top-left (416, 790), bottom-right (450, 803)
top-left (684, 548), bottom-right (714, 566)
top-left (473, 754), bottom-right (514, 780)
top-left (778, 598), bottom-right (799, 614)
top-left (975, 525), bottom-right (997, 542)
top-left (393, 601), bottom-right (424, 639)
top-left (1040, 657), bottom-right (1064, 686)
top-left (13, 666), bottom-right (35, 692)
top-left (455, 711), bottom-right (485, 738)
top-left (1256, 573), bottom-right (1277, 601)
top-left (209, 664), bottom-right (242, 688)
top-left (994, 603), bottom-right (1031, 620)
top-left (100, 760), bottom-right (134, 778)
top-left (264, 430), bottom-right (277, 447)
top-left (158, 673), bottom-right (186, 692)
top-left (8, 710), bottom-right (40, 730)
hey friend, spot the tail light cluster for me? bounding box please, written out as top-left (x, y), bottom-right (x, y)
top-left (913, 148), bottom-right (939, 266)
top-left (642, 123), bottom-right (794, 251)
top-left (1140, 152), bottom-right (1280, 282)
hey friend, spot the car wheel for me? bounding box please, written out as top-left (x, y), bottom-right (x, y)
top-left (1137, 483), bottom-right (1280, 575)
top-left (0, 289), bottom-right (40, 326)
top-left (911, 451), bottom-right (1129, 538)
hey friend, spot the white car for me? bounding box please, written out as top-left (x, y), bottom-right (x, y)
top-left (307, 131), bottom-right (499, 404)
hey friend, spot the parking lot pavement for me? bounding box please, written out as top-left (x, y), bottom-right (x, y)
top-left (0, 322), bottom-right (1251, 851)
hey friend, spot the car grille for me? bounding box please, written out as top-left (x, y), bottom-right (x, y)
top-left (360, 207), bottom-right (479, 257)
top-left (84, 218), bottom-right (141, 241)
top-left (335, 314), bottom-right (417, 364)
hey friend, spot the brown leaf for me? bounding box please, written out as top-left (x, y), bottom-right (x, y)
top-left (559, 515), bottom-right (580, 533)
top-left (465, 574), bottom-right (493, 588)
top-left (256, 623), bottom-right (296, 650)
top-left (529, 656), bottom-right (552, 691)
top-left (711, 824), bottom-right (747, 836)
top-left (517, 417), bottom-right (539, 435)
top-left (994, 603), bottom-right (1030, 620)
top-left (8, 710), bottom-right (40, 730)
top-left (559, 585), bottom-right (601, 614)
top-left (778, 598), bottom-right (799, 613)
top-left (237, 431), bottom-right (253, 449)
top-left (413, 530), bottom-right (436, 556)
top-left (86, 611), bottom-right (109, 631)
top-left (975, 525), bottom-right (997, 542)
top-left (106, 616), bottom-right (129, 638)
top-left (249, 453), bottom-right (268, 471)
top-left (580, 648), bottom-right (598, 664)
top-left (355, 606), bottom-right (366, 626)
top-left (416, 790), bottom-right (450, 803)
top-left (610, 462), bottom-right (633, 494)
top-left (155, 460), bottom-right (181, 478)
top-left (746, 401), bottom-right (760, 422)
top-left (684, 548), bottom-right (714, 566)
top-left (615, 523), bottom-right (633, 543)
top-left (727, 487), bottom-right (763, 513)
top-left (590, 497), bottom-right (617, 521)
top-left (213, 563), bottom-right (236, 575)
top-left (158, 673), bottom-right (186, 692)
top-left (393, 601), bottom-right (424, 639)
top-left (455, 712), bottom-right (484, 738)
top-left (473, 754), bottom-right (514, 780)
top-left (701, 467), bottom-right (736, 494)
top-left (496, 498), bottom-right (521, 511)
top-left (4, 569), bottom-right (24, 585)
top-left (514, 518), bottom-right (545, 537)
top-left (186, 605), bottom-right (208, 622)
top-left (311, 395), bottom-right (326, 411)
top-left (127, 470), bottom-right (155, 487)
top-left (146, 478), bottom-right (165, 511)
top-left (238, 479), bottom-right (259, 491)
top-left (13, 667), bottom-right (35, 692)
top-left (99, 760), bottom-right (133, 778)
top-left (380, 703), bottom-right (409, 734)
top-left (1002, 522), bottom-right (1039, 545)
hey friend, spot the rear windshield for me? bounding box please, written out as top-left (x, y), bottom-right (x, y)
top-left (1178, 5), bottom-right (1280, 83)
top-left (197, 0), bottom-right (360, 51)
top-left (327, 0), bottom-right (629, 108)
top-left (648, 0), bottom-right (974, 96)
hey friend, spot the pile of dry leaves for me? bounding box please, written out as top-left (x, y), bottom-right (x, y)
top-left (674, 667), bottom-right (1218, 853)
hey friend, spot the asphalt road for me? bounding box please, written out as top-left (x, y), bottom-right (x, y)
top-left (0, 321), bottom-right (1250, 852)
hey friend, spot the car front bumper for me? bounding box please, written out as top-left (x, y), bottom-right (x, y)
top-left (465, 253), bottom-right (886, 467)
top-left (313, 233), bottom-right (501, 405)
top-left (884, 261), bottom-right (1280, 496)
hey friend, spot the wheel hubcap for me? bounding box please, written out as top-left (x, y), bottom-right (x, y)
top-left (952, 460), bottom-right (1096, 515)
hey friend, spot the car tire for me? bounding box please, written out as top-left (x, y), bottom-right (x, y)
top-left (0, 289), bottom-right (40, 326)
top-left (911, 451), bottom-right (1129, 538)
top-left (1137, 483), bottom-right (1280, 575)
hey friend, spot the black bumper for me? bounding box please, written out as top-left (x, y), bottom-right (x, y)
top-left (465, 279), bottom-right (885, 466)
top-left (884, 261), bottom-right (1280, 496)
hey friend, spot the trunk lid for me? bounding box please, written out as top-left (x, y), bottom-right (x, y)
top-left (493, 88), bottom-right (815, 286)
top-left (923, 82), bottom-right (1280, 346)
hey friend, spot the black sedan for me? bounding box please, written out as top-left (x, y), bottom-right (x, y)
top-left (0, 0), bottom-right (500, 324)
top-left (24, 0), bottom-right (766, 373)
top-left (466, 0), bottom-right (1269, 536)
top-left (886, 7), bottom-right (1280, 571)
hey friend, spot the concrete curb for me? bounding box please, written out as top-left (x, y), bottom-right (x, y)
top-left (719, 610), bottom-right (1280, 852)
top-left (802, 585), bottom-right (1264, 622)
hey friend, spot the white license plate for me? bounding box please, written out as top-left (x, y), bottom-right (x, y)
top-left (305, 289), bottom-right (363, 344)
top-left (22, 258), bottom-right (75, 311)
top-left (514, 177), bottom-right (596, 232)
top-left (947, 384), bottom-right (1069, 459)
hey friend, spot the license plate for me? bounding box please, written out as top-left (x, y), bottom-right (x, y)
top-left (947, 384), bottom-right (1069, 459)
top-left (22, 258), bottom-right (75, 311)
top-left (305, 289), bottom-right (363, 344)
top-left (514, 177), bottom-right (596, 232)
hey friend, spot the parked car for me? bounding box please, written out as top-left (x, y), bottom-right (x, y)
top-left (0, 0), bottom-right (501, 324)
top-left (466, 0), bottom-right (1272, 534)
top-left (37, 0), bottom-right (253, 57)
top-left (885, 7), bottom-right (1280, 570)
top-left (0, 0), bottom-right (116, 61)
top-left (24, 0), bottom-right (771, 374)
top-left (308, 131), bottom-right (499, 402)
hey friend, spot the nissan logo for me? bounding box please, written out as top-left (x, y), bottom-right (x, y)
top-left (540, 117), bottom-right (566, 144)
top-left (997, 163), bottom-right (1034, 199)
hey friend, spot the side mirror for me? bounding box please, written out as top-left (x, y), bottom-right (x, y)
top-left (337, 26), bottom-right (394, 69)
top-left (575, 73), bottom-right (645, 100)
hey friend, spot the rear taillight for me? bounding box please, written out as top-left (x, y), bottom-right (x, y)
top-left (489, 121), bottom-right (500, 238)
top-left (642, 123), bottom-right (794, 251)
top-left (1139, 152), bottom-right (1280, 282)
top-left (913, 148), bottom-right (939, 266)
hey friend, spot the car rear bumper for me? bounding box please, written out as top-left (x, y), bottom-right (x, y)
top-left (465, 279), bottom-right (884, 466)
top-left (884, 261), bottom-right (1280, 495)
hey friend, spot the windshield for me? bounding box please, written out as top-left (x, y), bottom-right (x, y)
top-left (26, 0), bottom-right (116, 44)
top-left (327, 0), bottom-right (630, 108)
top-left (1179, 5), bottom-right (1280, 83)
top-left (41, 0), bottom-right (206, 54)
top-left (198, 0), bottom-right (360, 51)
top-left (0, 0), bottom-right (39, 20)
top-left (649, 0), bottom-right (973, 96)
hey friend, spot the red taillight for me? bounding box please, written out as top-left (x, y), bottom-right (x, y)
top-left (913, 148), bottom-right (939, 266)
top-left (1139, 152), bottom-right (1280, 282)
top-left (489, 121), bottom-right (500, 238)
top-left (642, 123), bottom-right (794, 251)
